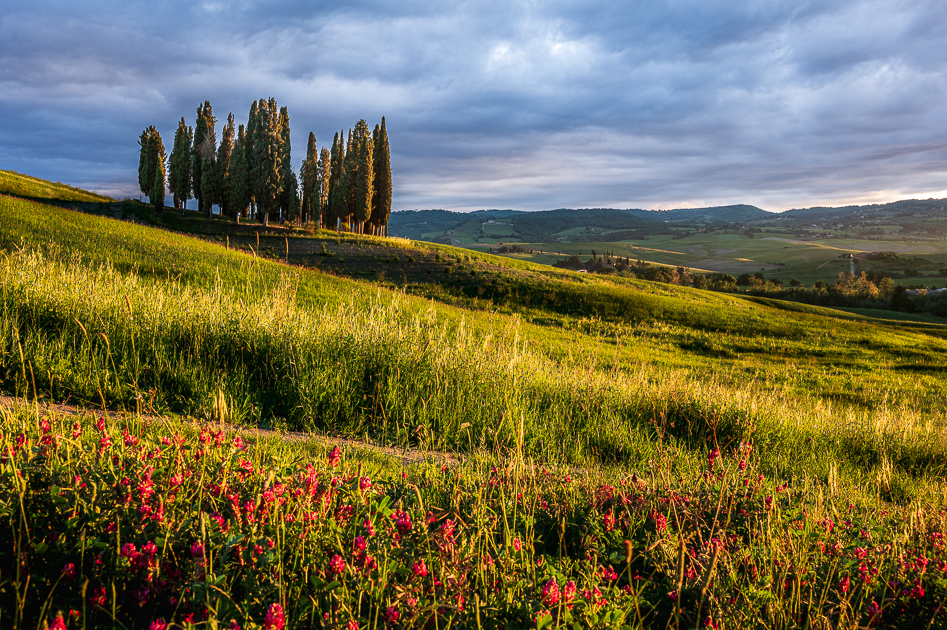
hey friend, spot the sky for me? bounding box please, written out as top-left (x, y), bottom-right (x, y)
top-left (1, 0), bottom-right (946, 213)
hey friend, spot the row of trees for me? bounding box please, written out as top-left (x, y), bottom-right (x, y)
top-left (137, 99), bottom-right (392, 233)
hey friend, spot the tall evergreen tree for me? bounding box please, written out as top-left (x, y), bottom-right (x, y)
top-left (228, 124), bottom-right (251, 222)
top-left (246, 100), bottom-right (261, 219)
top-left (317, 146), bottom-right (330, 229)
top-left (137, 126), bottom-right (165, 211)
top-left (255, 98), bottom-right (283, 227)
top-left (168, 118), bottom-right (192, 213)
top-left (354, 127), bottom-right (374, 234)
top-left (277, 106), bottom-right (295, 223)
top-left (192, 102), bottom-right (213, 214)
top-left (371, 117), bottom-right (392, 236)
top-left (152, 150), bottom-right (166, 212)
top-left (342, 127), bottom-right (360, 229)
top-left (195, 102), bottom-right (219, 219)
top-left (217, 113), bottom-right (235, 219)
top-left (328, 131), bottom-right (345, 230)
top-left (300, 132), bottom-right (318, 226)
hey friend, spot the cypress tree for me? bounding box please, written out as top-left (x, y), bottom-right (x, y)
top-left (228, 124), bottom-right (251, 222)
top-left (138, 127), bottom-right (153, 198)
top-left (246, 100), bottom-right (261, 219)
top-left (192, 102), bottom-right (211, 214)
top-left (217, 113), bottom-right (235, 219)
top-left (137, 126), bottom-right (165, 211)
top-left (277, 106), bottom-right (294, 223)
top-left (354, 129), bottom-right (374, 234)
top-left (328, 131), bottom-right (345, 230)
top-left (342, 128), bottom-right (359, 229)
top-left (317, 146), bottom-right (330, 229)
top-left (372, 117), bottom-right (392, 236)
top-left (300, 132), bottom-right (318, 226)
top-left (256, 98), bottom-right (283, 227)
top-left (195, 103), bottom-right (218, 219)
top-left (152, 150), bottom-right (166, 211)
top-left (168, 118), bottom-right (193, 215)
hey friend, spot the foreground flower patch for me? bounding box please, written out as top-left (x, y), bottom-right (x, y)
top-left (1, 411), bottom-right (946, 629)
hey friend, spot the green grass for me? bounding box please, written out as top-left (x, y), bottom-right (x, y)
top-left (4, 196), bottom-right (947, 494)
top-left (4, 191), bottom-right (947, 626)
top-left (0, 169), bottom-right (113, 203)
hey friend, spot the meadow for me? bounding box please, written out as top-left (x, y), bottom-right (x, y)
top-left (2, 187), bottom-right (947, 628)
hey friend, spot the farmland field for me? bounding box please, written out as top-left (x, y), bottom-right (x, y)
top-left (2, 184), bottom-right (947, 628)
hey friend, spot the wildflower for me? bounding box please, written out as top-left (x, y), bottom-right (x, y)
top-left (512, 538), bottom-right (522, 552)
top-left (854, 547), bottom-right (868, 560)
top-left (71, 422), bottom-right (82, 439)
top-left (392, 510), bottom-right (412, 536)
top-left (867, 600), bottom-right (881, 620)
top-left (542, 578), bottom-right (560, 606)
top-left (149, 621), bottom-right (168, 630)
top-left (328, 554), bottom-right (345, 577)
top-left (347, 622), bottom-right (359, 630)
top-left (89, 586), bottom-right (108, 607)
top-left (120, 543), bottom-right (140, 562)
top-left (62, 562), bottom-right (76, 580)
top-left (263, 603), bottom-right (286, 630)
top-left (328, 446), bottom-right (341, 467)
top-left (839, 575), bottom-right (850, 594)
top-left (95, 417), bottom-right (106, 432)
top-left (362, 517), bottom-right (376, 536)
top-left (651, 512), bottom-right (668, 533)
top-left (384, 606), bottom-right (399, 627)
top-left (227, 621), bottom-right (241, 630)
top-left (412, 560), bottom-right (429, 578)
top-left (233, 436), bottom-right (246, 450)
top-left (707, 448), bottom-right (719, 469)
top-left (603, 511), bottom-right (615, 531)
top-left (562, 580), bottom-right (577, 601)
top-left (191, 541), bottom-right (204, 557)
top-left (359, 476), bottom-right (372, 491)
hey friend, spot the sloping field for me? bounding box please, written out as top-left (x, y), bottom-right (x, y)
top-left (0, 168), bottom-right (114, 203)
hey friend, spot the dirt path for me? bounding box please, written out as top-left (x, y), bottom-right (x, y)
top-left (0, 396), bottom-right (461, 468)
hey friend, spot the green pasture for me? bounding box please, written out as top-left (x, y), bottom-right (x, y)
top-left (4, 196), bottom-right (947, 498)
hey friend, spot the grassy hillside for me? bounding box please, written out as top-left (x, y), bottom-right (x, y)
top-left (4, 194), bottom-right (947, 628)
top-left (0, 168), bottom-right (114, 203)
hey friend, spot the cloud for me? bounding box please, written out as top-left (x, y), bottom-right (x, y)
top-left (1, 0), bottom-right (945, 211)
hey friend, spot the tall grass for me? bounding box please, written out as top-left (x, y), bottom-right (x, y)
top-left (3, 248), bottom-right (946, 495)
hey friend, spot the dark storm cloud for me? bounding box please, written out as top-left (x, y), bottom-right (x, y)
top-left (1, 0), bottom-right (945, 209)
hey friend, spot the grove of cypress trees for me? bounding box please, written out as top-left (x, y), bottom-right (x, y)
top-left (246, 100), bottom-right (261, 219)
top-left (168, 118), bottom-right (192, 214)
top-left (256, 98), bottom-right (283, 227)
top-left (372, 117), bottom-right (392, 236)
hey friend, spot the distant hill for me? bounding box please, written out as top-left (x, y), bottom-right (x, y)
top-left (624, 204), bottom-right (770, 223)
top-left (389, 204), bottom-right (770, 244)
top-left (0, 169), bottom-right (113, 204)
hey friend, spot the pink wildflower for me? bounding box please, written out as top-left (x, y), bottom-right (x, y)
top-left (328, 554), bottom-right (345, 576)
top-left (512, 538), bottom-right (522, 552)
top-left (542, 578), bottom-right (560, 606)
top-left (328, 446), bottom-right (341, 467)
top-left (49, 613), bottom-right (67, 630)
top-left (191, 541), bottom-right (204, 557)
top-left (384, 606), bottom-right (399, 626)
top-left (347, 622), bottom-right (359, 630)
top-left (359, 476), bottom-right (372, 491)
top-left (263, 603), bottom-right (285, 630)
top-left (62, 562), bottom-right (76, 580)
top-left (412, 560), bottom-right (429, 577)
top-left (562, 580), bottom-right (577, 601)
top-left (839, 576), bottom-right (850, 593)
top-left (149, 621), bottom-right (168, 630)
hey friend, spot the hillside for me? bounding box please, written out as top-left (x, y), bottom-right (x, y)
top-left (0, 168), bottom-right (114, 203)
top-left (3, 190), bottom-right (947, 628)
